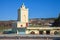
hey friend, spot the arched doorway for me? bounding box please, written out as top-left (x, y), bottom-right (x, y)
top-left (54, 31), bottom-right (59, 35)
top-left (21, 25), bottom-right (23, 27)
top-left (46, 30), bottom-right (50, 35)
top-left (26, 23), bottom-right (28, 27)
top-left (39, 31), bottom-right (43, 35)
top-left (30, 31), bottom-right (35, 34)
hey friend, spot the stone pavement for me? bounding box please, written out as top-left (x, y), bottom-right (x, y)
top-left (0, 34), bottom-right (60, 40)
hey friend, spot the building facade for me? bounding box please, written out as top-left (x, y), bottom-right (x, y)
top-left (16, 3), bottom-right (60, 35)
top-left (17, 3), bottom-right (28, 28)
top-left (0, 3), bottom-right (60, 35)
top-left (26, 27), bottom-right (60, 35)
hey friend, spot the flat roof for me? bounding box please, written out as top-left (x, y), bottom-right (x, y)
top-left (27, 27), bottom-right (60, 30)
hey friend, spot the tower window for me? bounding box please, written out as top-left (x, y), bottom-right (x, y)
top-left (26, 23), bottom-right (28, 27)
top-left (21, 25), bottom-right (23, 27)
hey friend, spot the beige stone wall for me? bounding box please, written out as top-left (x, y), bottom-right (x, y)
top-left (50, 30), bottom-right (55, 35)
top-left (17, 22), bottom-right (27, 28)
top-left (26, 30), bottom-right (39, 34)
top-left (26, 27), bottom-right (60, 35)
top-left (21, 7), bottom-right (28, 22)
top-left (43, 31), bottom-right (46, 35)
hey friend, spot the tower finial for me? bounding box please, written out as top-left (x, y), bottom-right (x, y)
top-left (21, 3), bottom-right (25, 8)
top-left (22, 3), bottom-right (24, 6)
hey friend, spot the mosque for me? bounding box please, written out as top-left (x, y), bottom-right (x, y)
top-left (16, 3), bottom-right (60, 35)
top-left (0, 3), bottom-right (60, 35)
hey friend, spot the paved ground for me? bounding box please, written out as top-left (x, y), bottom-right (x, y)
top-left (0, 34), bottom-right (60, 40)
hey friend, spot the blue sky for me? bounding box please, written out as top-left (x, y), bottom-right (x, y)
top-left (0, 0), bottom-right (60, 20)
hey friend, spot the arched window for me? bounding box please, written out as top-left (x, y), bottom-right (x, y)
top-left (30, 31), bottom-right (35, 34)
top-left (21, 25), bottom-right (23, 27)
top-left (46, 30), bottom-right (50, 35)
top-left (26, 23), bottom-right (28, 27)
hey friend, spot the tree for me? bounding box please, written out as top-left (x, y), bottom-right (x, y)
top-left (52, 13), bottom-right (60, 27)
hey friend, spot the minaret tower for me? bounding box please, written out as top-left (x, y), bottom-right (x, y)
top-left (17, 3), bottom-right (28, 28)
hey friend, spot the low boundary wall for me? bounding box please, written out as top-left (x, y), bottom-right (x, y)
top-left (0, 34), bottom-right (60, 40)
